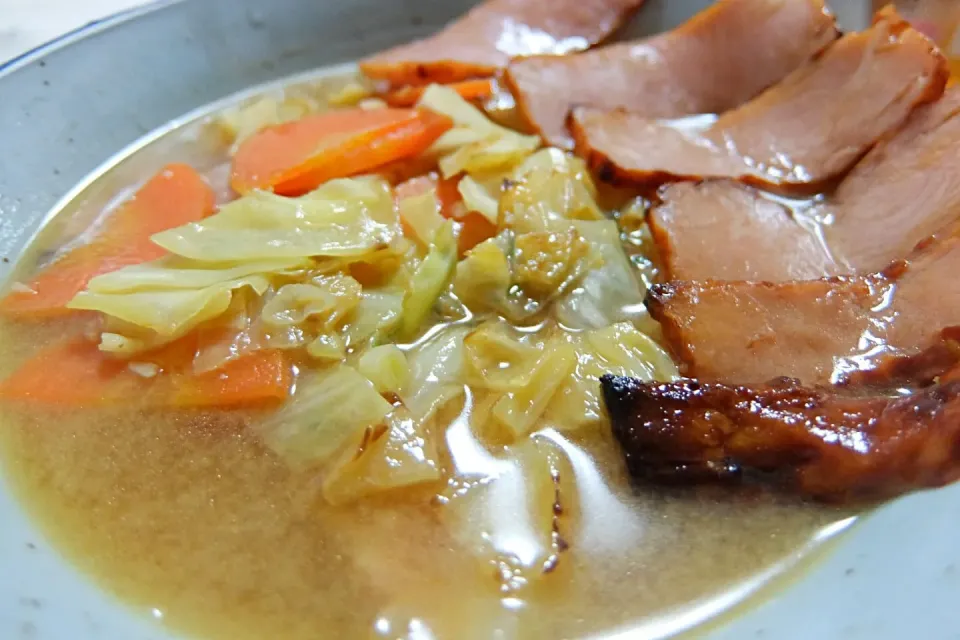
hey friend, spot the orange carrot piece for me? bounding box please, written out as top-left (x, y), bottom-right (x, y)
top-left (0, 339), bottom-right (292, 409)
top-left (230, 108), bottom-right (453, 196)
top-left (171, 350), bottom-right (292, 408)
top-left (0, 164), bottom-right (215, 319)
top-left (457, 212), bottom-right (498, 255)
top-left (0, 340), bottom-right (136, 406)
top-left (383, 79), bottom-right (495, 107)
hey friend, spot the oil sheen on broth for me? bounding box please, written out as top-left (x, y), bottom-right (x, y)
top-left (0, 70), bottom-right (852, 640)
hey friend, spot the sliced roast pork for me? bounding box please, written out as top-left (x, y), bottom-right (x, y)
top-left (360, 0), bottom-right (645, 87)
top-left (504, 0), bottom-right (838, 149)
top-left (648, 234), bottom-right (960, 385)
top-left (602, 375), bottom-right (960, 501)
top-left (825, 88), bottom-right (960, 272)
top-left (649, 181), bottom-right (840, 281)
top-left (649, 87), bottom-right (960, 282)
top-left (571, 9), bottom-right (947, 193)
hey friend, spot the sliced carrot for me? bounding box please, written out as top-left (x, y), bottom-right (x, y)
top-left (383, 78), bottom-right (495, 108)
top-left (0, 340), bottom-right (136, 406)
top-left (1, 164), bottom-right (215, 320)
top-left (230, 108), bottom-right (453, 196)
top-left (171, 350), bottom-right (292, 408)
top-left (457, 212), bottom-right (498, 255)
top-left (0, 339), bottom-right (292, 409)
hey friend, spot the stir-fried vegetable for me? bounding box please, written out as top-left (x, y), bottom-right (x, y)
top-left (153, 177), bottom-right (399, 262)
top-left (0, 164), bottom-right (215, 319)
top-left (256, 364), bottom-right (394, 469)
top-left (555, 220), bottom-right (647, 330)
top-left (398, 188), bottom-right (446, 247)
top-left (322, 406), bottom-right (444, 505)
top-left (357, 344), bottom-right (410, 395)
top-left (399, 221), bottom-right (458, 340)
top-left (1, 74), bottom-right (680, 534)
top-left (231, 107), bottom-right (453, 196)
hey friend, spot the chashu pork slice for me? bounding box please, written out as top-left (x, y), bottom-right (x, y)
top-left (648, 234), bottom-right (960, 386)
top-left (648, 87), bottom-right (960, 282)
top-left (570, 8), bottom-right (947, 194)
top-left (602, 374), bottom-right (960, 502)
top-left (360, 0), bottom-right (646, 87)
top-left (504, 0), bottom-right (838, 149)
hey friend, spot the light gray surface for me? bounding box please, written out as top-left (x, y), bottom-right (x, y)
top-left (2, 0), bottom-right (958, 639)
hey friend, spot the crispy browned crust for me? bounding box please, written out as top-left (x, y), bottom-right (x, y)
top-left (839, 327), bottom-right (960, 388)
top-left (602, 375), bottom-right (960, 502)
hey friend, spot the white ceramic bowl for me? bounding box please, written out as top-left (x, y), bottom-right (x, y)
top-left (1, 1), bottom-right (958, 638)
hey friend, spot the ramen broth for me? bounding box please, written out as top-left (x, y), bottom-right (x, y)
top-left (0, 69), bottom-right (853, 640)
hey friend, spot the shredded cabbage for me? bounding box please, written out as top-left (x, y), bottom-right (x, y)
top-left (357, 344), bottom-right (409, 395)
top-left (256, 364), bottom-right (394, 469)
top-left (490, 341), bottom-right (577, 442)
top-left (457, 174), bottom-right (501, 224)
top-left (85, 257), bottom-right (309, 294)
top-left (70, 276), bottom-right (270, 340)
top-left (555, 220), bottom-right (646, 330)
top-left (418, 85), bottom-right (540, 179)
top-left (398, 189), bottom-right (445, 247)
top-left (501, 149), bottom-right (604, 234)
top-left (152, 177), bottom-right (398, 262)
top-left (399, 221), bottom-right (457, 340)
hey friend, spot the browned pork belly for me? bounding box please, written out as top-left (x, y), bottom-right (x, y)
top-left (505, 0), bottom-right (838, 148)
top-left (570, 8), bottom-right (947, 193)
top-left (360, 0), bottom-right (645, 87)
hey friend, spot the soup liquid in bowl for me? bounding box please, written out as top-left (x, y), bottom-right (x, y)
top-left (0, 68), bottom-right (854, 640)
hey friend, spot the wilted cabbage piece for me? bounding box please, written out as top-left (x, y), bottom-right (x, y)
top-left (418, 86), bottom-right (541, 212)
top-left (398, 188), bottom-right (445, 247)
top-left (438, 435), bottom-right (573, 594)
top-left (544, 323), bottom-right (680, 432)
top-left (457, 174), bottom-right (501, 224)
top-left (260, 275), bottom-right (363, 360)
top-left (501, 148), bottom-right (605, 234)
top-left (321, 407), bottom-right (444, 506)
top-left (152, 177), bottom-right (399, 262)
top-left (399, 220), bottom-right (458, 340)
top-left (357, 344), bottom-right (410, 395)
top-left (555, 220), bottom-right (647, 331)
top-left (490, 341), bottom-right (577, 442)
top-left (451, 235), bottom-right (516, 316)
top-left (256, 364), bottom-right (394, 469)
top-left (342, 289), bottom-right (405, 349)
top-left (218, 95), bottom-right (316, 148)
top-left (463, 322), bottom-right (538, 392)
top-left (85, 257), bottom-right (309, 294)
top-left (71, 276), bottom-right (270, 342)
top-left (512, 228), bottom-right (597, 301)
